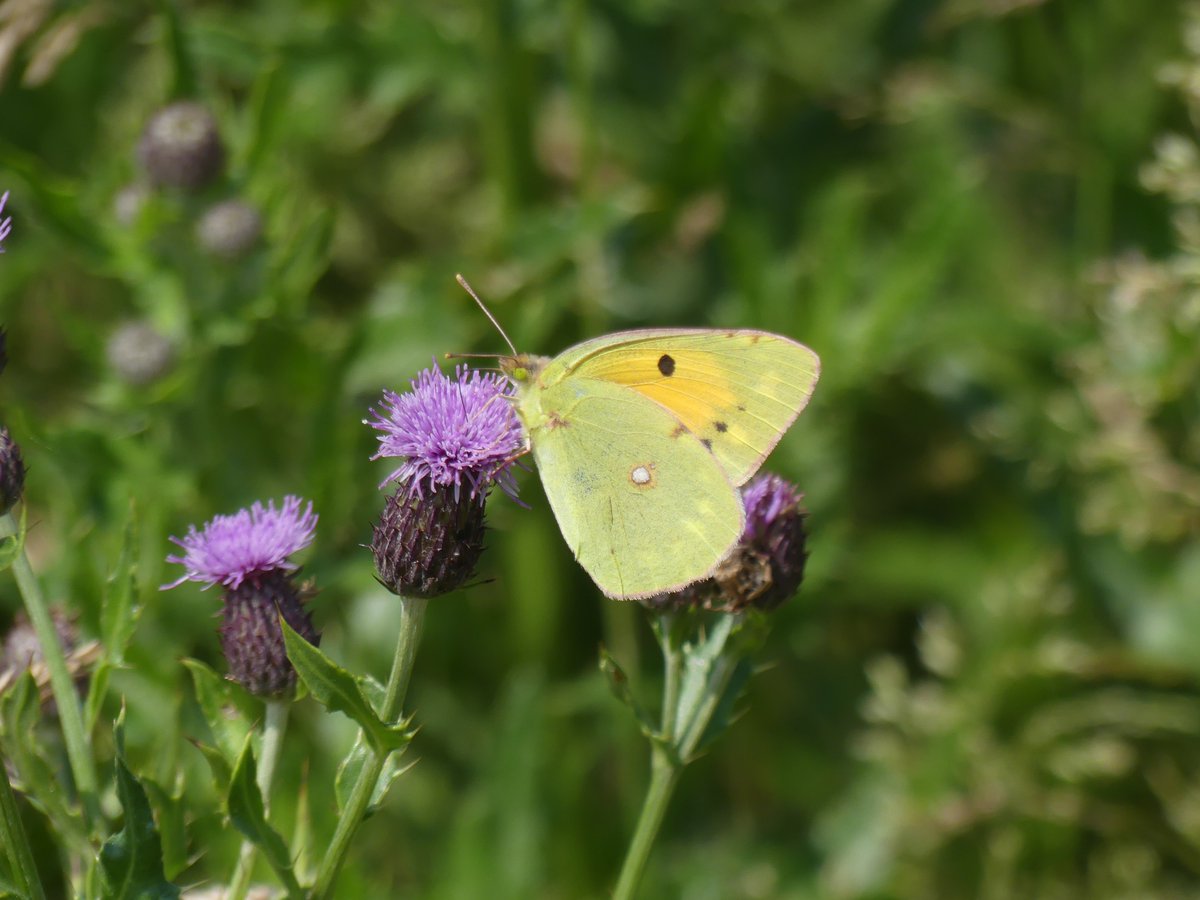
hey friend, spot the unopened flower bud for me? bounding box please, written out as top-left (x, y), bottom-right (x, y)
top-left (196, 199), bottom-right (262, 259)
top-left (137, 102), bottom-right (225, 191)
top-left (107, 321), bottom-right (175, 386)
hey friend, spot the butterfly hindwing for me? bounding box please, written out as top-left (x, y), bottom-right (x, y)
top-left (547, 329), bottom-right (820, 486)
top-left (526, 374), bottom-right (744, 599)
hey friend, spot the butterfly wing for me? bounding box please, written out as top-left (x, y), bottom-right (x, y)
top-left (525, 374), bottom-right (744, 599)
top-left (543, 329), bottom-right (820, 486)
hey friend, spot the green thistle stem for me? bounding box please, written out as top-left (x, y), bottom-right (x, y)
top-left (612, 746), bottom-right (680, 900)
top-left (0, 752), bottom-right (47, 900)
top-left (227, 699), bottom-right (290, 900)
top-left (0, 511), bottom-right (99, 829)
top-left (612, 612), bottom-right (742, 900)
top-left (310, 594), bottom-right (428, 899)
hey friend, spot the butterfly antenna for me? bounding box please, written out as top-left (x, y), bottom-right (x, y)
top-left (456, 274), bottom-right (517, 357)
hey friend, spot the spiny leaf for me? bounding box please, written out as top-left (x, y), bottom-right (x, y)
top-left (100, 511), bottom-right (140, 667)
top-left (280, 619), bottom-right (412, 753)
top-left (141, 775), bottom-right (188, 880)
top-left (226, 737), bottom-right (303, 899)
top-left (0, 506), bottom-right (27, 574)
top-left (97, 716), bottom-right (180, 899)
top-left (599, 647), bottom-right (658, 740)
top-left (334, 733), bottom-right (412, 819)
top-left (182, 659), bottom-right (256, 765)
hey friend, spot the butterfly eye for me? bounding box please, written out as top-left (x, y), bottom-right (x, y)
top-left (512, 366), bottom-right (529, 381)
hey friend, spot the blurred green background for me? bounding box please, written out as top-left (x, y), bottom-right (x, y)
top-left (2, 0), bottom-right (1199, 896)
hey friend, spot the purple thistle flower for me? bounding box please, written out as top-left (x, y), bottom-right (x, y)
top-left (742, 473), bottom-right (803, 544)
top-left (0, 191), bottom-right (12, 252)
top-left (644, 473), bottom-right (807, 613)
top-left (366, 364), bottom-right (524, 501)
top-left (162, 495), bottom-right (317, 590)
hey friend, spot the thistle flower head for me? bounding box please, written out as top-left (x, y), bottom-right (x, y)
top-left (366, 364), bottom-right (524, 501)
top-left (162, 496), bottom-right (317, 590)
top-left (644, 473), bottom-right (808, 613)
top-left (0, 191), bottom-right (11, 252)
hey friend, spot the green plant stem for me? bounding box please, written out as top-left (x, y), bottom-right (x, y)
top-left (227, 699), bottom-right (290, 900)
top-left (0, 511), bottom-right (99, 828)
top-left (0, 751), bottom-right (47, 900)
top-left (612, 613), bottom-right (742, 899)
top-left (657, 614), bottom-right (681, 743)
top-left (612, 746), bottom-right (680, 900)
top-left (310, 594), bottom-right (428, 899)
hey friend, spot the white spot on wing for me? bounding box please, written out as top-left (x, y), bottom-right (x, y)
top-left (631, 466), bottom-right (651, 484)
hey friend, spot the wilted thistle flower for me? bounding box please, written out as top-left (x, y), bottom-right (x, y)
top-left (196, 198), bottom-right (262, 259)
top-left (0, 428), bottom-right (26, 515)
top-left (645, 473), bottom-right (808, 613)
top-left (163, 496), bottom-right (320, 697)
top-left (106, 321), bottom-right (175, 386)
top-left (366, 365), bottom-right (524, 598)
top-left (0, 191), bottom-right (11, 252)
top-left (137, 101), bottom-right (225, 191)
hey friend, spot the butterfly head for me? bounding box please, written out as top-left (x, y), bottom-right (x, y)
top-left (499, 353), bottom-right (549, 386)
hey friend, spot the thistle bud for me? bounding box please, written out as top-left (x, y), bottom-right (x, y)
top-left (371, 488), bottom-right (487, 598)
top-left (219, 571), bottom-right (319, 697)
top-left (107, 321), bottom-right (175, 386)
top-left (0, 428), bottom-right (26, 515)
top-left (137, 102), bottom-right (225, 191)
top-left (196, 199), bottom-right (262, 259)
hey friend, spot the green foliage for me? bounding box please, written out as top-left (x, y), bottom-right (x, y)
top-left (281, 618), bottom-right (413, 753)
top-left (226, 737), bottom-right (304, 898)
top-left (0, 0), bottom-right (1197, 896)
top-left (98, 720), bottom-right (179, 900)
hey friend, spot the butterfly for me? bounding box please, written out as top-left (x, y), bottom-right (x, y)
top-left (458, 278), bottom-right (820, 600)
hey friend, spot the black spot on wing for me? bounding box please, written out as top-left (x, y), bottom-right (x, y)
top-left (714, 421), bottom-right (728, 433)
top-left (701, 438), bottom-right (713, 451)
top-left (657, 354), bottom-right (675, 376)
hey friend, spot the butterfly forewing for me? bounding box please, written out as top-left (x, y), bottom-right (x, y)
top-left (524, 375), bottom-right (744, 599)
top-left (552, 330), bottom-right (820, 486)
